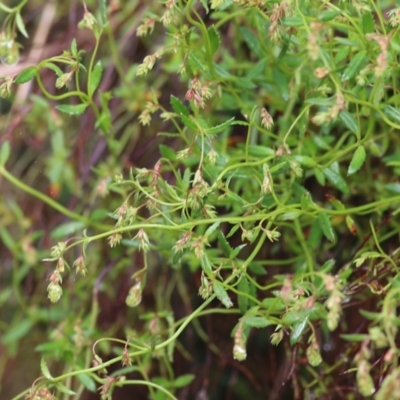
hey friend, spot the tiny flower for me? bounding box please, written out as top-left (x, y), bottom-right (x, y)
top-left (233, 324), bottom-right (247, 361)
top-left (136, 18), bottom-right (156, 37)
top-left (73, 255), bottom-right (87, 276)
top-left (50, 242), bottom-right (66, 259)
top-left (122, 348), bottom-right (132, 366)
top-left (126, 281), bottom-right (142, 307)
top-left (315, 67), bottom-right (330, 79)
top-left (270, 327), bottom-right (284, 346)
top-left (78, 5), bottom-right (98, 31)
top-left (55, 72), bottom-right (73, 89)
top-left (48, 282), bottom-right (63, 303)
top-left (108, 233), bottom-right (122, 247)
top-left (134, 229), bottom-right (150, 252)
top-left (388, 8), bottom-right (400, 27)
top-left (260, 108), bottom-right (274, 129)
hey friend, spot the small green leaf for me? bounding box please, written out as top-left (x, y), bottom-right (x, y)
top-left (218, 231), bottom-right (232, 257)
top-left (293, 155), bottom-right (317, 167)
top-left (323, 163), bottom-right (349, 194)
top-left (207, 25), bottom-right (220, 56)
top-left (181, 114), bottom-right (198, 130)
top-left (305, 97), bottom-right (333, 106)
top-left (0, 140), bottom-right (11, 166)
top-left (77, 374), bottom-right (96, 392)
top-left (159, 144), bottom-right (176, 160)
top-left (55, 383), bottom-right (76, 395)
top-left (281, 16), bottom-right (303, 27)
top-left (308, 218), bottom-right (323, 248)
top-left (173, 374), bottom-right (195, 388)
top-left (272, 69), bottom-right (289, 100)
top-left (98, 0), bottom-right (107, 26)
top-left (2, 319), bottom-right (34, 344)
top-left (229, 243), bottom-right (247, 260)
top-left (341, 50), bottom-right (367, 81)
top-left (382, 105), bottom-right (400, 124)
top-left (244, 316), bottom-right (273, 328)
top-left (318, 212), bottom-right (335, 242)
top-left (41, 357), bottom-right (53, 380)
top-left (213, 281), bottom-right (233, 308)
top-left (340, 333), bottom-right (368, 342)
top-left (237, 276), bottom-right (249, 314)
top-left (362, 12), bottom-right (375, 34)
top-left (70, 39), bottom-right (77, 56)
top-left (339, 110), bottom-right (359, 138)
top-left (239, 27), bottom-right (263, 58)
top-left (170, 95), bottom-right (189, 117)
top-left (14, 66), bottom-right (37, 84)
top-left (206, 117), bottom-right (235, 135)
top-left (89, 61), bottom-right (103, 97)
top-left (15, 12), bottom-right (29, 38)
top-left (319, 10), bottom-right (340, 21)
top-left (348, 145), bottom-right (366, 175)
top-left (56, 104), bottom-right (88, 115)
top-left (205, 221), bottom-right (221, 237)
top-left (51, 221), bottom-right (85, 239)
top-left (290, 318), bottom-right (308, 345)
top-left (385, 183), bottom-right (400, 193)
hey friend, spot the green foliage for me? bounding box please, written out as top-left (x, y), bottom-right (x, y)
top-left (1, 0), bottom-right (400, 399)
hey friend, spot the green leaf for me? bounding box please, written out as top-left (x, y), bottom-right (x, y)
top-left (213, 281), bottom-right (233, 308)
top-left (323, 163), bottom-right (349, 194)
top-left (205, 221), bottom-right (221, 237)
top-left (70, 39), bottom-right (77, 56)
top-left (77, 373), bottom-right (96, 392)
top-left (207, 25), bottom-right (220, 56)
top-left (14, 66), bottom-right (37, 84)
top-left (229, 243), bottom-right (247, 260)
top-left (290, 317), bottom-right (308, 345)
top-left (170, 95), bottom-right (189, 117)
top-left (382, 105), bottom-right (400, 124)
top-left (244, 316), bottom-right (273, 328)
top-left (0, 140), bottom-right (11, 166)
top-left (305, 97), bottom-right (333, 106)
top-left (206, 117), bottom-right (235, 135)
top-left (55, 382), bottom-right (76, 395)
top-left (359, 309), bottom-right (381, 321)
top-left (347, 145), bottom-right (366, 175)
top-left (41, 357), bottom-right (53, 380)
top-left (173, 374), bottom-right (195, 388)
top-left (292, 155), bottom-right (317, 167)
top-left (89, 61), bottom-right (103, 97)
top-left (341, 50), bottom-right (367, 81)
top-left (200, 0), bottom-right (209, 12)
top-left (308, 218), bottom-right (323, 248)
top-left (272, 69), bottom-right (289, 101)
top-left (51, 221), bottom-right (85, 238)
top-left (15, 12), bottom-right (29, 38)
top-left (181, 114), bottom-right (198, 130)
top-left (98, 0), bottom-right (107, 26)
top-left (318, 212), bottom-right (335, 242)
top-left (362, 12), bottom-right (375, 34)
top-left (339, 110), bottom-right (359, 138)
top-left (237, 276), bottom-right (249, 313)
top-left (56, 104), bottom-right (88, 115)
top-left (281, 16), bottom-right (303, 27)
top-left (385, 183), bottom-right (400, 193)
top-left (340, 334), bottom-right (368, 342)
top-left (239, 27), bottom-right (263, 58)
top-left (159, 144), bottom-right (176, 160)
top-left (2, 319), bottom-right (34, 344)
top-left (218, 231), bottom-right (232, 257)
top-left (319, 10), bottom-right (340, 22)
